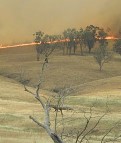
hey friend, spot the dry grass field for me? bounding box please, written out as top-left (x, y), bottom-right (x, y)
top-left (0, 43), bottom-right (121, 142)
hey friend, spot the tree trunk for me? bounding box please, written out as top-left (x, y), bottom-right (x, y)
top-left (63, 46), bottom-right (65, 55)
top-left (37, 53), bottom-right (40, 61)
top-left (73, 42), bottom-right (76, 55)
top-left (66, 43), bottom-right (69, 55)
top-left (50, 133), bottom-right (64, 143)
top-left (89, 47), bottom-right (91, 53)
top-left (80, 44), bottom-right (83, 56)
top-left (63, 43), bottom-right (66, 55)
top-left (69, 46), bottom-right (71, 55)
top-left (99, 64), bottom-right (102, 71)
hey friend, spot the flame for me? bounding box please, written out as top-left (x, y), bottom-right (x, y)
top-left (105, 36), bottom-right (119, 40)
top-left (0, 39), bottom-right (70, 49)
top-left (0, 36), bottom-right (120, 49)
top-left (0, 42), bottom-right (37, 49)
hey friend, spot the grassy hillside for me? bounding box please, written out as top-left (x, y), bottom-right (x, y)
top-left (0, 76), bottom-right (121, 143)
top-left (0, 43), bottom-right (121, 142)
top-left (0, 43), bottom-right (121, 94)
top-left (0, 75), bottom-right (53, 143)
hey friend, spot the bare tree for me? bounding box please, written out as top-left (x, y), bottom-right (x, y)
top-left (22, 61), bottom-right (64, 143)
top-left (21, 60), bottom-right (120, 143)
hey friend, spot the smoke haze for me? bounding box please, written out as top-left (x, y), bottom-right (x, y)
top-left (0, 0), bottom-right (120, 45)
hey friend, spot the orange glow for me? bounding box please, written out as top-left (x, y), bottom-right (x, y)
top-left (0, 42), bottom-right (37, 49)
top-left (105, 36), bottom-right (119, 40)
top-left (0, 36), bottom-right (120, 49)
top-left (0, 39), bottom-right (70, 49)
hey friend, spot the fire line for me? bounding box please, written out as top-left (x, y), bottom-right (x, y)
top-left (0, 37), bottom-right (119, 49)
top-left (0, 42), bottom-right (37, 49)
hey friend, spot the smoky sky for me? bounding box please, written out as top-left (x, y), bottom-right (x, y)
top-left (0, 0), bottom-right (121, 45)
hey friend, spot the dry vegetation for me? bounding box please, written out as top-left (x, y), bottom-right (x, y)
top-left (0, 42), bottom-right (121, 142)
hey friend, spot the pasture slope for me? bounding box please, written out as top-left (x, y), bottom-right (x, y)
top-left (0, 75), bottom-right (53, 143)
top-left (0, 45), bottom-right (121, 142)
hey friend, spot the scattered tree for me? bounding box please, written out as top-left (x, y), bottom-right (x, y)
top-left (82, 25), bottom-right (98, 53)
top-left (33, 31), bottom-right (44, 61)
top-left (77, 28), bottom-right (84, 56)
top-left (20, 58), bottom-right (121, 143)
top-left (63, 28), bottom-right (78, 55)
top-left (113, 39), bottom-right (121, 55)
top-left (33, 32), bottom-right (60, 61)
top-left (33, 26), bottom-right (109, 57)
top-left (97, 28), bottom-right (108, 46)
top-left (94, 44), bottom-right (112, 71)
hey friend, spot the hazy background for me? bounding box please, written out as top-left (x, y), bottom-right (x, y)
top-left (0, 0), bottom-right (121, 45)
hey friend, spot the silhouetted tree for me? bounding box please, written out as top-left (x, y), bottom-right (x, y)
top-left (33, 31), bottom-right (44, 61)
top-left (97, 28), bottom-right (108, 46)
top-left (63, 28), bottom-right (78, 55)
top-left (78, 28), bottom-right (84, 56)
top-left (82, 25), bottom-right (98, 53)
top-left (34, 32), bottom-right (60, 62)
top-left (113, 39), bottom-right (121, 55)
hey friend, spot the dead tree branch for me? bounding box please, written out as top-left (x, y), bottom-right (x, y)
top-left (22, 61), bottom-right (64, 143)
